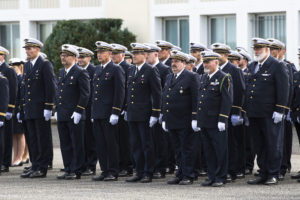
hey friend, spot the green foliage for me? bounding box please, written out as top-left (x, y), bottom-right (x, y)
top-left (43, 18), bottom-right (136, 74)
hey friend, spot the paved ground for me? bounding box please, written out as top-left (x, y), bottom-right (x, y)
top-left (1, 124), bottom-right (300, 200)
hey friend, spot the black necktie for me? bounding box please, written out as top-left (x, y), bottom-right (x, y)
top-left (28, 62), bottom-right (33, 73)
top-left (135, 67), bottom-right (139, 76)
top-left (171, 74), bottom-right (177, 84)
top-left (63, 70), bottom-right (67, 79)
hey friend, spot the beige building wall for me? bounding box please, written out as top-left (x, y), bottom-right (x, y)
top-left (104, 0), bottom-right (150, 43)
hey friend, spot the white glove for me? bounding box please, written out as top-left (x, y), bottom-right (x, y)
top-left (124, 111), bottom-right (128, 121)
top-left (286, 111), bottom-right (291, 122)
top-left (54, 112), bottom-right (57, 121)
top-left (121, 111), bottom-right (125, 115)
top-left (5, 112), bottom-right (12, 120)
top-left (244, 115), bottom-right (249, 126)
top-left (192, 120), bottom-right (201, 132)
top-left (162, 121), bottom-right (168, 132)
top-left (71, 112), bottom-right (81, 124)
top-left (17, 112), bottom-right (22, 123)
top-left (44, 109), bottom-right (52, 121)
top-left (297, 117), bottom-right (300, 124)
top-left (149, 116), bottom-right (158, 128)
top-left (91, 118), bottom-right (94, 123)
top-left (272, 112), bottom-right (283, 124)
top-left (109, 114), bottom-right (119, 125)
top-left (159, 114), bottom-right (163, 124)
top-left (231, 115), bottom-right (244, 126)
top-left (218, 122), bottom-right (226, 132)
top-left (0, 121), bottom-right (3, 127)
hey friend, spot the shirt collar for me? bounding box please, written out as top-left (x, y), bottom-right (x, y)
top-left (174, 68), bottom-right (184, 78)
top-left (258, 54), bottom-right (270, 66)
top-left (83, 63), bottom-right (90, 70)
top-left (31, 56), bottom-right (39, 66)
top-left (0, 60), bottom-right (4, 66)
top-left (209, 69), bottom-right (219, 79)
top-left (219, 60), bottom-right (228, 70)
top-left (195, 62), bottom-right (203, 70)
top-left (118, 59), bottom-right (125, 65)
top-left (137, 62), bottom-right (145, 71)
top-left (153, 60), bottom-right (159, 67)
top-left (65, 63), bottom-right (75, 74)
top-left (102, 60), bottom-right (111, 69)
top-left (162, 56), bottom-right (170, 65)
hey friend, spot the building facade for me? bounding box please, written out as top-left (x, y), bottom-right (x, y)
top-left (0, 0), bottom-right (299, 65)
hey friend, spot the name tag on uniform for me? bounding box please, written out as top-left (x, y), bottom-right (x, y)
top-left (261, 73), bottom-right (271, 77)
top-left (210, 79), bottom-right (219, 86)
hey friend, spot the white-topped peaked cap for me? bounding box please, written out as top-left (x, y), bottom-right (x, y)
top-left (111, 43), bottom-right (128, 54)
top-left (252, 37), bottom-right (271, 48)
top-left (95, 41), bottom-right (113, 51)
top-left (190, 42), bottom-right (207, 51)
top-left (201, 50), bottom-right (221, 62)
top-left (0, 46), bottom-right (9, 55)
top-left (144, 43), bottom-right (161, 52)
top-left (211, 43), bottom-right (231, 54)
top-left (130, 43), bottom-right (151, 53)
top-left (170, 50), bottom-right (189, 62)
top-left (61, 44), bottom-right (79, 57)
top-left (77, 47), bottom-right (94, 57)
top-left (155, 40), bottom-right (174, 49)
top-left (228, 50), bottom-right (243, 60)
top-left (23, 38), bottom-right (43, 48)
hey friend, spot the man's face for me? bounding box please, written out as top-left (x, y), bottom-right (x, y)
top-left (253, 47), bottom-right (268, 62)
top-left (78, 56), bottom-right (91, 67)
top-left (0, 54), bottom-right (5, 62)
top-left (218, 53), bottom-right (228, 65)
top-left (112, 53), bottom-right (124, 64)
top-left (97, 50), bottom-right (111, 64)
top-left (132, 52), bottom-right (146, 65)
top-left (171, 59), bottom-right (185, 74)
top-left (230, 59), bottom-right (240, 67)
top-left (125, 58), bottom-right (132, 65)
top-left (190, 49), bottom-right (201, 62)
top-left (239, 58), bottom-right (248, 68)
top-left (270, 48), bottom-right (280, 58)
top-left (185, 63), bottom-right (194, 71)
top-left (25, 47), bottom-right (40, 60)
top-left (158, 49), bottom-right (170, 61)
top-left (60, 53), bottom-right (75, 66)
top-left (146, 52), bottom-right (157, 65)
top-left (203, 59), bottom-right (218, 74)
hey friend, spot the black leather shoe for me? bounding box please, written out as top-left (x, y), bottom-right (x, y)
top-left (153, 172), bottom-right (165, 179)
top-left (201, 179), bottom-right (213, 186)
top-left (92, 174), bottom-right (106, 181)
top-left (212, 182), bottom-right (224, 187)
top-left (291, 173), bottom-right (300, 179)
top-left (167, 177), bottom-right (181, 185)
top-left (199, 170), bottom-right (207, 177)
top-left (119, 170), bottom-right (132, 177)
top-left (236, 173), bottom-right (245, 179)
top-left (278, 174), bottom-right (284, 181)
top-left (226, 174), bottom-right (232, 183)
top-left (179, 178), bottom-right (193, 185)
top-left (247, 177), bottom-right (266, 185)
top-left (57, 173), bottom-right (68, 180)
top-left (296, 179), bottom-right (300, 183)
top-left (1, 165), bottom-right (9, 172)
top-left (65, 173), bottom-right (80, 180)
top-left (22, 159), bottom-right (29, 164)
top-left (82, 169), bottom-right (95, 176)
top-left (264, 177), bottom-right (278, 185)
top-left (29, 170), bottom-right (47, 178)
top-left (24, 166), bottom-right (31, 171)
top-left (245, 169), bottom-right (252, 175)
top-left (11, 161), bottom-right (23, 167)
top-left (140, 176), bottom-right (152, 183)
top-left (104, 174), bottom-right (118, 181)
top-left (254, 172), bottom-right (260, 177)
top-left (126, 175), bottom-right (142, 183)
top-left (60, 168), bottom-right (65, 172)
top-left (20, 170), bottom-right (33, 178)
top-left (166, 167), bottom-right (175, 174)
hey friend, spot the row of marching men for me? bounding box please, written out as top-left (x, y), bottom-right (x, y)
top-left (0, 36), bottom-right (299, 187)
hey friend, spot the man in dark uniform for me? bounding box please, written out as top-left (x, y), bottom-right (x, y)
top-left (125, 43), bottom-right (162, 183)
top-left (111, 43), bottom-right (133, 177)
top-left (77, 47), bottom-right (97, 176)
top-left (190, 42), bottom-right (207, 75)
top-left (56, 44), bottom-right (90, 180)
top-left (267, 38), bottom-right (293, 181)
top-left (145, 43), bottom-right (170, 179)
top-left (0, 46), bottom-right (17, 173)
top-left (20, 38), bottom-right (56, 178)
top-left (161, 50), bottom-right (199, 185)
top-left (0, 73), bottom-right (9, 175)
top-left (125, 51), bottom-right (133, 65)
top-left (212, 43), bottom-right (246, 182)
top-left (197, 51), bottom-right (233, 187)
top-left (236, 47), bottom-right (254, 176)
top-left (156, 40), bottom-right (174, 68)
top-left (156, 40), bottom-right (175, 174)
top-left (246, 38), bottom-right (289, 185)
top-left (91, 41), bottom-right (125, 181)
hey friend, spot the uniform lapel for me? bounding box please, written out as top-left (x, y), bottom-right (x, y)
top-left (171, 69), bottom-right (186, 87)
top-left (27, 56), bottom-right (42, 77)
